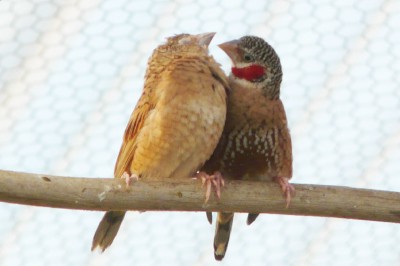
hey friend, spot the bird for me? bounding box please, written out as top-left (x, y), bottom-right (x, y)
top-left (201, 35), bottom-right (294, 260)
top-left (91, 32), bottom-right (229, 252)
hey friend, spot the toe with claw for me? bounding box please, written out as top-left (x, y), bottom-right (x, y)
top-left (274, 176), bottom-right (295, 208)
top-left (197, 171), bottom-right (225, 203)
top-left (121, 172), bottom-right (139, 187)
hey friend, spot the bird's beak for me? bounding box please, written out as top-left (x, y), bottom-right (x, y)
top-left (218, 39), bottom-right (241, 62)
top-left (195, 32), bottom-right (216, 47)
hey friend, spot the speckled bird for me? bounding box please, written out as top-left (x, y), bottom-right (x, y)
top-left (202, 36), bottom-right (294, 260)
top-left (91, 32), bottom-right (229, 252)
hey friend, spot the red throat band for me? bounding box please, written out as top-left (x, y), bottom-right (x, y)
top-left (232, 65), bottom-right (265, 81)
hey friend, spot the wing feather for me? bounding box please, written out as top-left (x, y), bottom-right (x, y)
top-left (113, 95), bottom-right (154, 178)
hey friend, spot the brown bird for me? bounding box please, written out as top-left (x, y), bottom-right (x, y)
top-left (202, 36), bottom-right (294, 260)
top-left (91, 32), bottom-right (229, 252)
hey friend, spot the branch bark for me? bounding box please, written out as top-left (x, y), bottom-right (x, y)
top-left (1, 169), bottom-right (400, 223)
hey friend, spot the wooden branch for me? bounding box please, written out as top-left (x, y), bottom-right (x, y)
top-left (1, 169), bottom-right (400, 223)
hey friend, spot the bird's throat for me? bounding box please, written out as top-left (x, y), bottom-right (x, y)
top-left (232, 65), bottom-right (265, 81)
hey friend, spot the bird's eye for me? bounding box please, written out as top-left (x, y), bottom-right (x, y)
top-left (244, 54), bottom-right (253, 62)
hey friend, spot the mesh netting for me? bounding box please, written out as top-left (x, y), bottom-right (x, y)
top-left (1, 0), bottom-right (400, 265)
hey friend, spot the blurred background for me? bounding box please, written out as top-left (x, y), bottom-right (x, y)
top-left (1, 0), bottom-right (400, 265)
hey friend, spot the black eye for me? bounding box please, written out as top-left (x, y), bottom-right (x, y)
top-left (244, 54), bottom-right (253, 62)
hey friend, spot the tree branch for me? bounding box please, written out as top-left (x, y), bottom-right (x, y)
top-left (1, 169), bottom-right (400, 223)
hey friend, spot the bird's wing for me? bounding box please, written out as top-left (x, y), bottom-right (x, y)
top-left (114, 93), bottom-right (154, 178)
top-left (275, 99), bottom-right (293, 178)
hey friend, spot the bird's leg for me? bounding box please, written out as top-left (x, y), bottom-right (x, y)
top-left (197, 171), bottom-right (225, 203)
top-left (121, 172), bottom-right (139, 187)
top-left (274, 176), bottom-right (295, 208)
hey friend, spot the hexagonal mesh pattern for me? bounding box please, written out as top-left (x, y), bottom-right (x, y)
top-left (1, 0), bottom-right (400, 265)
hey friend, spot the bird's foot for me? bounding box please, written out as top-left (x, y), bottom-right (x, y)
top-left (197, 171), bottom-right (225, 203)
top-left (121, 172), bottom-right (139, 187)
top-left (274, 176), bottom-right (295, 208)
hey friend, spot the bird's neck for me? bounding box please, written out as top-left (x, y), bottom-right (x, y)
top-left (231, 65), bottom-right (281, 100)
top-left (229, 75), bottom-right (280, 100)
top-left (231, 65), bottom-right (265, 81)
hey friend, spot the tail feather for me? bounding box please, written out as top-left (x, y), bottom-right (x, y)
top-left (91, 211), bottom-right (126, 252)
top-left (247, 213), bottom-right (259, 225)
top-left (206, 211), bottom-right (213, 224)
top-left (214, 212), bottom-right (234, 261)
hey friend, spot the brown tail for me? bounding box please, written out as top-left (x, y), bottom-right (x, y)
top-left (214, 212), bottom-right (234, 261)
top-left (247, 213), bottom-right (259, 225)
top-left (91, 211), bottom-right (126, 252)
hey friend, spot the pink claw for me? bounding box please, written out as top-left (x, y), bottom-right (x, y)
top-left (197, 171), bottom-right (225, 203)
top-left (121, 172), bottom-right (139, 187)
top-left (274, 176), bottom-right (295, 208)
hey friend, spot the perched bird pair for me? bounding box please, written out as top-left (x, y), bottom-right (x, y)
top-left (91, 32), bottom-right (294, 261)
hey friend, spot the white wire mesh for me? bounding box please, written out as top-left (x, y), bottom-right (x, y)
top-left (1, 0), bottom-right (400, 265)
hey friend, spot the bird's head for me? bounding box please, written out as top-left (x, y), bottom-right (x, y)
top-left (164, 32), bottom-right (216, 54)
top-left (219, 36), bottom-right (282, 99)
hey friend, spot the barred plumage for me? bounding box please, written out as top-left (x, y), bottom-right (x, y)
top-left (202, 35), bottom-right (294, 261)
